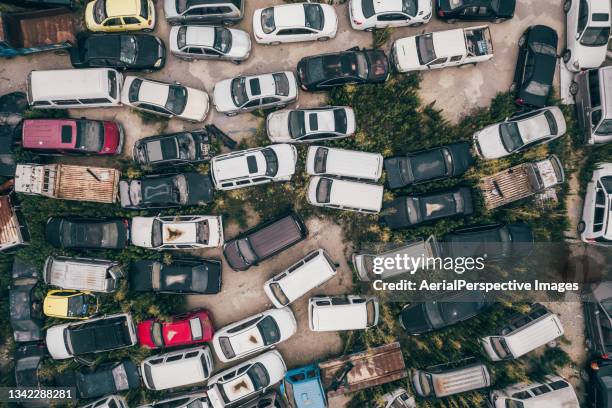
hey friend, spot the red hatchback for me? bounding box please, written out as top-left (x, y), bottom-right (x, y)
top-left (137, 310), bottom-right (214, 349)
top-left (22, 119), bottom-right (123, 155)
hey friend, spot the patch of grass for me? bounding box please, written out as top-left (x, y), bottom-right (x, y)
top-left (372, 27), bottom-right (394, 49)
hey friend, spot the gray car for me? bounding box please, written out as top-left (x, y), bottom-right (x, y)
top-left (169, 25), bottom-right (251, 63)
top-left (137, 392), bottom-right (209, 408)
top-left (163, 0), bottom-right (244, 25)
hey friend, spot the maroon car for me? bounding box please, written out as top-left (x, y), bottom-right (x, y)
top-left (22, 119), bottom-right (123, 155)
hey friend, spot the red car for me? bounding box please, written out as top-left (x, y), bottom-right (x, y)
top-left (21, 118), bottom-right (123, 155)
top-left (137, 310), bottom-right (214, 349)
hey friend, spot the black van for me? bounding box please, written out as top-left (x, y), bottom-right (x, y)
top-left (223, 213), bottom-right (308, 271)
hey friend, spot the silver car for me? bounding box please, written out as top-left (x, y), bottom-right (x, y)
top-left (137, 391), bottom-right (209, 408)
top-left (267, 107), bottom-right (356, 143)
top-left (169, 25), bottom-right (251, 63)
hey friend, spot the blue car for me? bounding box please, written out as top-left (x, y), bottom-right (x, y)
top-left (281, 364), bottom-right (326, 408)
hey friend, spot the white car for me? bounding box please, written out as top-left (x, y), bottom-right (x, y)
top-left (80, 395), bottom-right (128, 408)
top-left (207, 351), bottom-right (287, 408)
top-left (267, 107), bottom-right (356, 143)
top-left (563, 0), bottom-right (611, 72)
top-left (121, 76), bottom-right (209, 122)
top-left (130, 215), bottom-right (224, 250)
top-left (349, 0), bottom-right (432, 31)
top-left (473, 106), bottom-right (567, 160)
top-left (140, 346), bottom-right (214, 391)
top-left (136, 392), bottom-right (209, 408)
top-left (579, 162), bottom-right (612, 245)
top-left (213, 71), bottom-right (298, 116)
top-left (253, 3), bottom-right (338, 44)
top-left (211, 308), bottom-right (297, 363)
top-left (210, 144), bottom-right (297, 190)
top-left (169, 25), bottom-right (251, 63)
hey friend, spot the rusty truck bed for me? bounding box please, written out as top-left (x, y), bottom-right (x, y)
top-left (0, 8), bottom-right (75, 48)
top-left (320, 342), bottom-right (408, 397)
top-left (55, 165), bottom-right (120, 204)
top-left (480, 164), bottom-right (534, 210)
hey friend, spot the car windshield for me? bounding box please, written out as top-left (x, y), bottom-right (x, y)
top-left (214, 27), bottom-right (233, 53)
top-left (355, 53), bottom-right (369, 79)
top-left (362, 0), bottom-right (375, 17)
top-left (491, 336), bottom-right (510, 359)
top-left (237, 238), bottom-right (258, 264)
top-left (314, 147), bottom-right (328, 173)
top-left (334, 109), bottom-right (347, 133)
top-left (402, 0), bottom-right (417, 16)
top-left (176, 133), bottom-right (197, 159)
top-left (257, 316), bottom-right (281, 345)
top-left (66, 295), bottom-right (87, 318)
top-left (248, 363), bottom-right (270, 390)
top-left (261, 7), bottom-right (275, 34)
top-left (75, 121), bottom-right (104, 152)
top-left (269, 283), bottom-right (290, 306)
top-left (304, 4), bottom-right (323, 30)
top-left (418, 372), bottom-right (433, 396)
top-left (262, 148), bottom-right (279, 177)
top-left (120, 35), bottom-right (138, 64)
top-left (317, 178), bottom-right (332, 203)
top-left (218, 336), bottom-right (235, 359)
top-left (289, 111), bottom-right (306, 138)
top-left (94, 0), bottom-right (107, 24)
top-left (152, 219), bottom-right (163, 247)
top-left (151, 322), bottom-right (164, 347)
top-left (581, 26), bottom-right (611, 46)
top-left (231, 77), bottom-right (249, 107)
top-left (165, 85), bottom-right (188, 114)
top-left (416, 34), bottom-right (436, 65)
top-left (177, 26), bottom-right (187, 49)
top-left (273, 73), bottom-right (290, 96)
top-left (424, 301), bottom-right (444, 328)
top-left (500, 122), bottom-right (523, 152)
top-left (531, 42), bottom-right (557, 56)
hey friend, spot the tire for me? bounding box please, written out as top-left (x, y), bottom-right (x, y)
top-left (226, 112), bottom-right (237, 117)
top-left (365, 27), bottom-right (374, 32)
top-left (563, 49), bottom-right (571, 63)
top-left (563, 0), bottom-right (572, 13)
top-left (569, 81), bottom-right (579, 95)
top-left (232, 60), bottom-right (243, 65)
top-left (181, 57), bottom-right (194, 62)
top-left (410, 22), bottom-right (423, 27)
top-left (518, 35), bottom-right (526, 47)
top-left (445, 19), bottom-right (458, 24)
top-left (317, 36), bottom-right (330, 42)
top-left (271, 41), bottom-right (281, 46)
top-left (577, 221), bottom-right (586, 233)
top-left (492, 18), bottom-right (505, 24)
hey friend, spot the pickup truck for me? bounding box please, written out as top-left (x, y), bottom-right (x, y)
top-left (392, 25), bottom-right (494, 73)
top-left (479, 155), bottom-right (565, 210)
top-left (0, 8), bottom-right (75, 58)
top-left (45, 313), bottom-right (137, 360)
top-left (281, 342), bottom-right (408, 407)
top-left (14, 163), bottom-right (120, 204)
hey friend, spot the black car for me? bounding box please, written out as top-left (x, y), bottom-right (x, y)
top-left (436, 0), bottom-right (515, 22)
top-left (441, 223), bottom-right (534, 260)
top-left (587, 357), bottom-right (612, 408)
top-left (512, 25), bottom-right (558, 108)
top-left (119, 173), bottom-right (214, 209)
top-left (45, 217), bottom-right (129, 249)
top-left (55, 359), bottom-right (140, 399)
top-left (15, 343), bottom-right (47, 388)
top-left (384, 142), bottom-right (474, 189)
top-left (70, 33), bottom-right (166, 71)
top-left (584, 281), bottom-right (612, 357)
top-left (129, 259), bottom-right (222, 294)
top-left (383, 187), bottom-right (474, 229)
top-left (133, 129), bottom-right (212, 168)
top-left (400, 291), bottom-right (488, 335)
top-left (10, 259), bottom-right (43, 343)
top-left (296, 49), bottom-right (389, 91)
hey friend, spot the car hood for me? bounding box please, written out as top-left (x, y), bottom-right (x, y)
top-left (182, 88), bottom-right (209, 122)
top-left (474, 125), bottom-right (508, 159)
top-left (130, 217), bottom-right (154, 248)
top-left (418, 0), bottom-right (432, 15)
top-left (574, 43), bottom-right (607, 70)
top-left (136, 35), bottom-right (166, 66)
top-left (229, 29), bottom-right (251, 59)
top-left (400, 304), bottom-right (431, 334)
top-left (384, 157), bottom-right (412, 189)
top-left (266, 110), bottom-right (292, 142)
top-left (185, 173), bottom-right (214, 205)
top-left (213, 79), bottom-right (237, 113)
top-left (394, 37), bottom-right (420, 72)
top-left (46, 324), bottom-right (71, 359)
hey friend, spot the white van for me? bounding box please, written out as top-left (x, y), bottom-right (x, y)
top-left (27, 68), bottom-right (122, 109)
top-left (481, 304), bottom-right (564, 361)
top-left (141, 346), bottom-right (214, 391)
top-left (43, 256), bottom-right (124, 293)
top-left (308, 295), bottom-right (379, 332)
top-left (307, 176), bottom-right (384, 214)
top-left (306, 146), bottom-right (383, 181)
top-left (264, 249), bottom-right (337, 308)
top-left (488, 375), bottom-right (579, 408)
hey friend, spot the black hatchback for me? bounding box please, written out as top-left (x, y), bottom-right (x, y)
top-left (512, 25), bottom-right (558, 108)
top-left (133, 129), bottom-right (212, 168)
top-left (45, 217), bottom-right (129, 249)
top-left (70, 33), bottom-right (166, 71)
top-left (436, 0), bottom-right (515, 23)
top-left (296, 49), bottom-right (389, 91)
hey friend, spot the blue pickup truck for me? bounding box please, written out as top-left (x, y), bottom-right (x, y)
top-left (281, 365), bottom-right (327, 408)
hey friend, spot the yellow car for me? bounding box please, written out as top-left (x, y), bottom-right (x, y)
top-left (85, 0), bottom-right (156, 32)
top-left (43, 290), bottom-right (99, 320)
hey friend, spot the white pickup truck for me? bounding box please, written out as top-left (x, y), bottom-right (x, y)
top-left (392, 25), bottom-right (494, 73)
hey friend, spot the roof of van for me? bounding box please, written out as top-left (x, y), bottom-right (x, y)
top-left (148, 354), bottom-right (207, 390)
top-left (311, 302), bottom-right (368, 331)
top-left (329, 178), bottom-right (383, 211)
top-left (249, 214), bottom-right (303, 259)
top-left (277, 251), bottom-right (336, 302)
top-left (505, 314), bottom-right (564, 359)
top-left (324, 147), bottom-right (382, 180)
top-left (601, 67), bottom-right (612, 120)
top-left (29, 69), bottom-right (115, 101)
top-left (430, 364), bottom-right (489, 397)
top-left (46, 257), bottom-right (111, 292)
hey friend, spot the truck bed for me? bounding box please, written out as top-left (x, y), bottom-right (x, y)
top-left (319, 342), bottom-right (408, 397)
top-left (0, 8), bottom-right (75, 48)
top-left (480, 164), bottom-right (534, 210)
top-left (55, 165), bottom-right (120, 204)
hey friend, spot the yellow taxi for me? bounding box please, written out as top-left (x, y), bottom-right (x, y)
top-left (43, 290), bottom-right (99, 320)
top-left (85, 0), bottom-right (156, 32)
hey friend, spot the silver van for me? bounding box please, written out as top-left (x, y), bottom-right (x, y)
top-left (411, 361), bottom-right (490, 398)
top-left (488, 375), bottom-right (579, 408)
top-left (572, 66), bottom-right (612, 144)
top-left (352, 235), bottom-right (440, 281)
top-left (481, 304), bottom-right (564, 361)
top-left (307, 176), bottom-right (384, 213)
top-left (27, 68), bottom-right (122, 109)
top-left (308, 295), bottom-right (379, 332)
top-left (306, 146), bottom-right (384, 181)
top-left (43, 256), bottom-right (124, 293)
